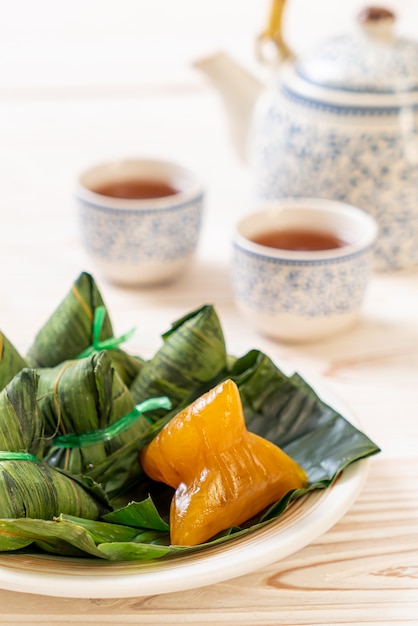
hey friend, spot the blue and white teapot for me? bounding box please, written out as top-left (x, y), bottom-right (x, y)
top-left (196, 4), bottom-right (418, 270)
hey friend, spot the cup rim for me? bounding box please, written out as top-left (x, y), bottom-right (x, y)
top-left (76, 157), bottom-right (204, 210)
top-left (233, 198), bottom-right (378, 261)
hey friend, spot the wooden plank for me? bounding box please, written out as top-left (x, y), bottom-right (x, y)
top-left (0, 458), bottom-right (416, 625)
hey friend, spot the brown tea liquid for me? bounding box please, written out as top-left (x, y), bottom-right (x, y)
top-left (93, 179), bottom-right (179, 199)
top-left (251, 228), bottom-right (348, 251)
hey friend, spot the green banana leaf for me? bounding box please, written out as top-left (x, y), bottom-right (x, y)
top-left (129, 305), bottom-right (228, 414)
top-left (228, 350), bottom-right (379, 486)
top-left (103, 497), bottom-right (170, 531)
top-left (0, 332), bottom-right (27, 391)
top-left (0, 518), bottom-right (110, 557)
top-left (0, 516), bottom-right (177, 558)
top-left (0, 369), bottom-right (109, 521)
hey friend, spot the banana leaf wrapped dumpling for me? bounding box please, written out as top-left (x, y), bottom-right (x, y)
top-left (26, 272), bottom-right (111, 368)
top-left (39, 351), bottom-right (136, 470)
top-left (25, 271), bottom-right (143, 386)
top-left (38, 351), bottom-right (169, 499)
top-left (0, 369), bottom-right (108, 520)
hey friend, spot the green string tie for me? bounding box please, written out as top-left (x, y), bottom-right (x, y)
top-left (77, 306), bottom-right (136, 359)
top-left (0, 452), bottom-right (40, 462)
top-left (53, 396), bottom-right (172, 449)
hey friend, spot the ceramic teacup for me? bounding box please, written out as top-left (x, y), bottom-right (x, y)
top-left (76, 158), bottom-right (204, 286)
top-left (231, 198), bottom-right (378, 342)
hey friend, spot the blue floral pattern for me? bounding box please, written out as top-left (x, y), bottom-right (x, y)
top-left (296, 34), bottom-right (418, 93)
top-left (78, 196), bottom-right (203, 264)
top-left (232, 243), bottom-right (372, 318)
top-left (252, 88), bottom-right (418, 270)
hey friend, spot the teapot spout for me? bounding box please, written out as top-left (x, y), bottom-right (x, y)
top-left (193, 52), bottom-right (263, 161)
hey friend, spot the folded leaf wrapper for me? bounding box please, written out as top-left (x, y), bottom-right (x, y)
top-left (25, 272), bottom-right (142, 386)
top-left (130, 305), bottom-right (228, 416)
top-left (0, 332), bottom-right (27, 391)
top-left (0, 369), bottom-right (43, 456)
top-left (0, 369), bottom-right (109, 521)
top-left (26, 272), bottom-right (113, 368)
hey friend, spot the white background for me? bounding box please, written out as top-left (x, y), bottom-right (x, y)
top-left (2, 0), bottom-right (417, 90)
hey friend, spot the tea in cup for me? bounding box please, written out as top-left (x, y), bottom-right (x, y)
top-left (76, 158), bottom-right (204, 286)
top-left (231, 198), bottom-right (378, 342)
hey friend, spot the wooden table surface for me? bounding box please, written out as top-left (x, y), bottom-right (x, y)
top-left (1, 2), bottom-right (418, 622)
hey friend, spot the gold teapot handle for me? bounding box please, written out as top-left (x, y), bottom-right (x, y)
top-left (256, 0), bottom-right (293, 64)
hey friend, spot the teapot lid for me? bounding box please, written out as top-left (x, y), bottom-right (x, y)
top-left (296, 7), bottom-right (418, 94)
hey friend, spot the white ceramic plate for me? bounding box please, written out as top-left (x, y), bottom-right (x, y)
top-left (0, 383), bottom-right (370, 599)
